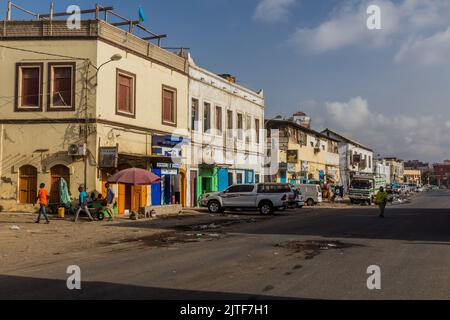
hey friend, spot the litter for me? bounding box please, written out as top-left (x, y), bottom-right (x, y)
top-left (10, 225), bottom-right (20, 231)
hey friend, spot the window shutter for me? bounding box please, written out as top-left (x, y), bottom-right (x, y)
top-left (21, 68), bottom-right (39, 106)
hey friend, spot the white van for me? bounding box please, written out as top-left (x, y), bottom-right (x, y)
top-left (294, 184), bottom-right (322, 206)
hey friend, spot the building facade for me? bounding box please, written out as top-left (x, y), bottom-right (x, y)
top-left (266, 117), bottom-right (340, 186)
top-left (375, 158), bottom-right (391, 185)
top-left (0, 20), bottom-right (189, 213)
top-left (383, 157), bottom-right (404, 184)
top-left (432, 161), bottom-right (450, 188)
top-left (321, 129), bottom-right (374, 193)
top-left (403, 169), bottom-right (422, 185)
top-left (187, 55), bottom-right (265, 207)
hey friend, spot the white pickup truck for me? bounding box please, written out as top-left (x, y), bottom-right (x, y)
top-left (200, 183), bottom-right (292, 215)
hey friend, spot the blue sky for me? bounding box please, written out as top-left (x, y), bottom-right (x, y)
top-left (3, 0), bottom-right (450, 162)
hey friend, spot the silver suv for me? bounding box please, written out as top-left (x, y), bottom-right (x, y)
top-left (200, 183), bottom-right (291, 215)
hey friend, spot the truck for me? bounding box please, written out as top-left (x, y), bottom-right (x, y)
top-left (200, 183), bottom-right (292, 215)
top-left (349, 174), bottom-right (386, 205)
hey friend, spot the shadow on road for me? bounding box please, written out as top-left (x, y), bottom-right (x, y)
top-left (227, 207), bottom-right (450, 243)
top-left (0, 275), bottom-right (300, 300)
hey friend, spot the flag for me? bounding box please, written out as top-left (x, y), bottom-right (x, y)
top-left (138, 7), bottom-right (145, 23)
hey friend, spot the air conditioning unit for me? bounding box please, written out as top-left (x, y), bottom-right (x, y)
top-left (68, 143), bottom-right (87, 156)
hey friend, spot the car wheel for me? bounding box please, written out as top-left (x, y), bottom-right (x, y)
top-left (307, 199), bottom-right (314, 206)
top-left (259, 202), bottom-right (273, 215)
top-left (207, 200), bottom-right (222, 214)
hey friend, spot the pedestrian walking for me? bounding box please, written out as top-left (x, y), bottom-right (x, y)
top-left (375, 186), bottom-right (389, 218)
top-left (74, 186), bottom-right (94, 222)
top-left (35, 183), bottom-right (49, 224)
top-left (104, 183), bottom-right (116, 221)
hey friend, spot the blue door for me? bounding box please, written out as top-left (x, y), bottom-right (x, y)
top-left (218, 168), bottom-right (229, 192)
top-left (245, 170), bottom-right (254, 184)
top-left (151, 169), bottom-right (162, 206)
top-left (164, 175), bottom-right (171, 205)
top-left (280, 171), bottom-right (287, 184)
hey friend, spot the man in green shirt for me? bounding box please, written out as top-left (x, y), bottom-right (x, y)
top-left (375, 187), bottom-right (389, 218)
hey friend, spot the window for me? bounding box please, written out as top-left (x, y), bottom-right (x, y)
top-left (48, 63), bottom-right (75, 110)
top-left (255, 119), bottom-right (260, 144)
top-left (215, 106), bottom-right (222, 135)
top-left (204, 102), bottom-right (211, 133)
top-left (191, 98), bottom-right (199, 131)
top-left (255, 174), bottom-right (260, 184)
top-left (227, 110), bottom-right (233, 138)
top-left (15, 63), bottom-right (43, 111)
top-left (237, 113), bottom-right (243, 140)
top-left (236, 172), bottom-right (243, 184)
top-left (246, 115), bottom-right (252, 143)
top-left (162, 86), bottom-right (177, 126)
top-left (116, 70), bottom-right (135, 117)
top-left (369, 156), bottom-right (372, 169)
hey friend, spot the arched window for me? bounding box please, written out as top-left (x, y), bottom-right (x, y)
top-left (19, 165), bottom-right (37, 204)
top-left (50, 165), bottom-right (70, 203)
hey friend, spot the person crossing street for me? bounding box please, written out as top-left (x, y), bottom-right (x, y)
top-left (375, 186), bottom-right (389, 218)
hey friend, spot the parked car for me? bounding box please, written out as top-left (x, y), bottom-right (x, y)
top-left (294, 184), bottom-right (322, 206)
top-left (200, 183), bottom-right (291, 215)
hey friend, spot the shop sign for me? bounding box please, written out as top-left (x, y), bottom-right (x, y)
top-left (99, 146), bottom-right (118, 168)
top-left (161, 169), bottom-right (178, 175)
top-left (287, 163), bottom-right (296, 173)
top-left (156, 163), bottom-right (181, 169)
top-left (152, 135), bottom-right (184, 157)
top-left (287, 150), bottom-right (298, 163)
top-left (301, 161), bottom-right (309, 172)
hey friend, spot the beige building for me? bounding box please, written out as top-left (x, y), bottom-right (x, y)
top-left (404, 169), bottom-right (421, 185)
top-left (265, 114), bottom-right (340, 185)
top-left (0, 19), bottom-right (189, 213)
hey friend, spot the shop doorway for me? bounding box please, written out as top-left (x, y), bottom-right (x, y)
top-left (19, 165), bottom-right (37, 204)
top-left (201, 177), bottom-right (212, 195)
top-left (50, 165), bottom-right (70, 203)
top-left (190, 171), bottom-right (198, 207)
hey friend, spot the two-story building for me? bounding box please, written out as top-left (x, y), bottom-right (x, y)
top-left (0, 19), bottom-right (189, 213)
top-left (266, 114), bottom-right (340, 186)
top-left (321, 129), bottom-right (374, 193)
top-left (186, 55), bottom-right (265, 206)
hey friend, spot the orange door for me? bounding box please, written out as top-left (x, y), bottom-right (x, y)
top-left (19, 165), bottom-right (37, 204)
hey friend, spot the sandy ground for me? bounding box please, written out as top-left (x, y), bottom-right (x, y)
top-left (0, 210), bottom-right (273, 272)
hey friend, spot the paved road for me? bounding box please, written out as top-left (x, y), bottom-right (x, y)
top-left (1, 190), bottom-right (450, 299)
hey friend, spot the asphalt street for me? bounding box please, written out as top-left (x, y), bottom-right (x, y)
top-left (1, 190), bottom-right (449, 300)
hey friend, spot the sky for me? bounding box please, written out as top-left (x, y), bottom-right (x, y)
top-left (2, 0), bottom-right (450, 162)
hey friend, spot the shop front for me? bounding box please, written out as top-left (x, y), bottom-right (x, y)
top-left (98, 146), bottom-right (150, 215)
top-left (150, 135), bottom-right (187, 207)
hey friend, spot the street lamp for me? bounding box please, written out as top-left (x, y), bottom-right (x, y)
top-left (84, 54), bottom-right (123, 187)
top-left (93, 54), bottom-right (123, 86)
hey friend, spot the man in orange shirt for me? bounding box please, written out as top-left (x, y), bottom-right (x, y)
top-left (35, 183), bottom-right (50, 224)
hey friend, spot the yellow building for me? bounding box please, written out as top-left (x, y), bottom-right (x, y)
top-left (0, 19), bottom-right (189, 213)
top-left (266, 116), bottom-right (340, 185)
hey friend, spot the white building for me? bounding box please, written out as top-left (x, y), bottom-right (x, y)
top-left (375, 158), bottom-right (391, 185)
top-left (321, 129), bottom-right (374, 193)
top-left (186, 54), bottom-right (265, 207)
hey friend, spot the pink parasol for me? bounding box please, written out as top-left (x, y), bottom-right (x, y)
top-left (107, 168), bottom-right (161, 185)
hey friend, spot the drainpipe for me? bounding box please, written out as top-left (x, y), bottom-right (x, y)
top-left (0, 124), bottom-right (4, 179)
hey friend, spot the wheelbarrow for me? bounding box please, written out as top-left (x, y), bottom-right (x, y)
top-left (88, 200), bottom-right (117, 221)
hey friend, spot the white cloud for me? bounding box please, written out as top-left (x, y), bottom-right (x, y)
top-left (254, 0), bottom-right (297, 23)
top-left (314, 97), bottom-right (450, 161)
top-left (394, 27), bottom-right (450, 65)
top-left (288, 0), bottom-right (450, 64)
